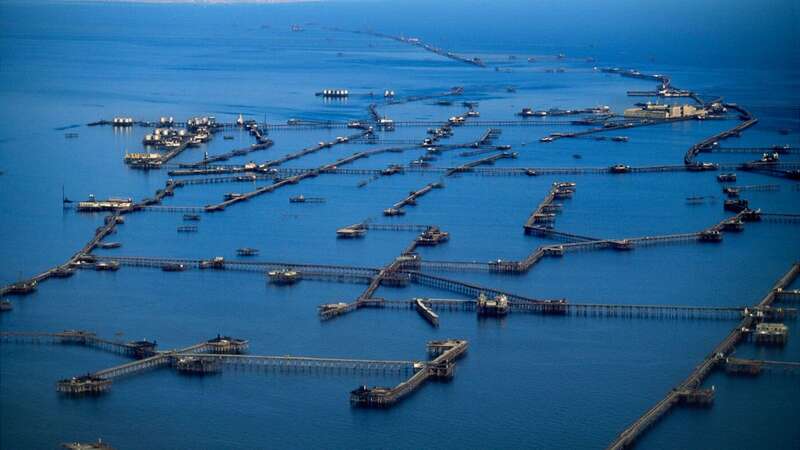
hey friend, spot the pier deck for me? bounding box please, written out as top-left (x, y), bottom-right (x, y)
top-left (607, 263), bottom-right (800, 449)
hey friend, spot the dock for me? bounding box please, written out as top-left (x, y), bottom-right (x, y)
top-left (2, 332), bottom-right (468, 406)
top-left (350, 339), bottom-right (468, 407)
top-left (4, 58), bottom-right (799, 447)
top-left (523, 181), bottom-right (575, 234)
top-left (332, 297), bottom-right (750, 325)
top-left (339, 27), bottom-right (486, 67)
top-left (384, 151), bottom-right (516, 215)
top-left (607, 263), bottom-right (800, 449)
top-left (178, 141), bottom-right (273, 167)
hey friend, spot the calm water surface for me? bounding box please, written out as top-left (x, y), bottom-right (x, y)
top-left (0, 1), bottom-right (798, 449)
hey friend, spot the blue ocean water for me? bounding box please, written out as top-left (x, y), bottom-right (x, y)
top-left (0, 1), bottom-right (799, 449)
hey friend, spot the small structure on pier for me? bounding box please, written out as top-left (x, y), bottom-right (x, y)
top-left (610, 164), bottom-right (631, 174)
top-left (350, 385), bottom-right (396, 407)
top-left (725, 357), bottom-right (763, 376)
top-left (336, 224), bottom-right (366, 238)
top-left (205, 335), bottom-right (249, 354)
top-left (611, 239), bottom-right (634, 251)
top-left (754, 322), bottom-right (788, 345)
top-left (476, 293), bottom-right (509, 316)
top-left (53, 267), bottom-right (75, 278)
top-left (57, 375), bottom-right (111, 395)
top-left (416, 227), bottom-right (449, 246)
top-left (318, 302), bottom-right (351, 319)
top-left (267, 269), bottom-right (301, 285)
top-left (383, 208), bottom-right (405, 216)
top-left (175, 356), bottom-right (220, 374)
top-left (543, 245), bottom-right (565, 257)
top-left (161, 263), bottom-right (186, 272)
top-left (289, 195), bottom-right (326, 203)
top-left (316, 89), bottom-right (349, 98)
top-left (199, 257), bottom-right (225, 269)
top-left (699, 230), bottom-right (723, 242)
top-left (676, 387), bottom-right (714, 406)
top-left (721, 219), bottom-right (744, 232)
top-left (7, 280), bottom-right (38, 295)
top-left (724, 199), bottom-right (749, 212)
top-left (77, 196), bottom-right (133, 212)
top-left (127, 340), bottom-right (157, 359)
top-left (112, 117), bottom-right (134, 127)
top-left (94, 261), bottom-right (120, 271)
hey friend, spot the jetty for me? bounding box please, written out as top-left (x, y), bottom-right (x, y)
top-left (1, 332), bottom-right (467, 407)
top-left (607, 263), bottom-right (800, 449)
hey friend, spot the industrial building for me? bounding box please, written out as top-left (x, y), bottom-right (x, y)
top-left (623, 103), bottom-right (707, 119)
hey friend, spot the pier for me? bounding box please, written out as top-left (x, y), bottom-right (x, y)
top-left (3, 50), bottom-right (799, 449)
top-left (384, 151), bottom-right (516, 215)
top-left (2, 332), bottom-right (468, 406)
top-left (725, 357), bottom-right (800, 375)
top-left (523, 181), bottom-right (575, 234)
top-left (350, 339), bottom-right (468, 407)
top-left (0, 330), bottom-right (158, 358)
top-left (339, 27), bottom-right (486, 67)
top-left (607, 263), bottom-right (800, 449)
top-left (411, 209), bottom-right (763, 275)
top-left (332, 297), bottom-right (750, 324)
top-left (178, 141), bottom-right (273, 167)
top-left (92, 255), bottom-right (379, 280)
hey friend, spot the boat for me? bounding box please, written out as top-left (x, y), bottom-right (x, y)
top-left (414, 298), bottom-right (439, 326)
top-left (97, 242), bottom-right (121, 249)
top-left (0, 300), bottom-right (12, 312)
top-left (183, 214), bottom-right (201, 221)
